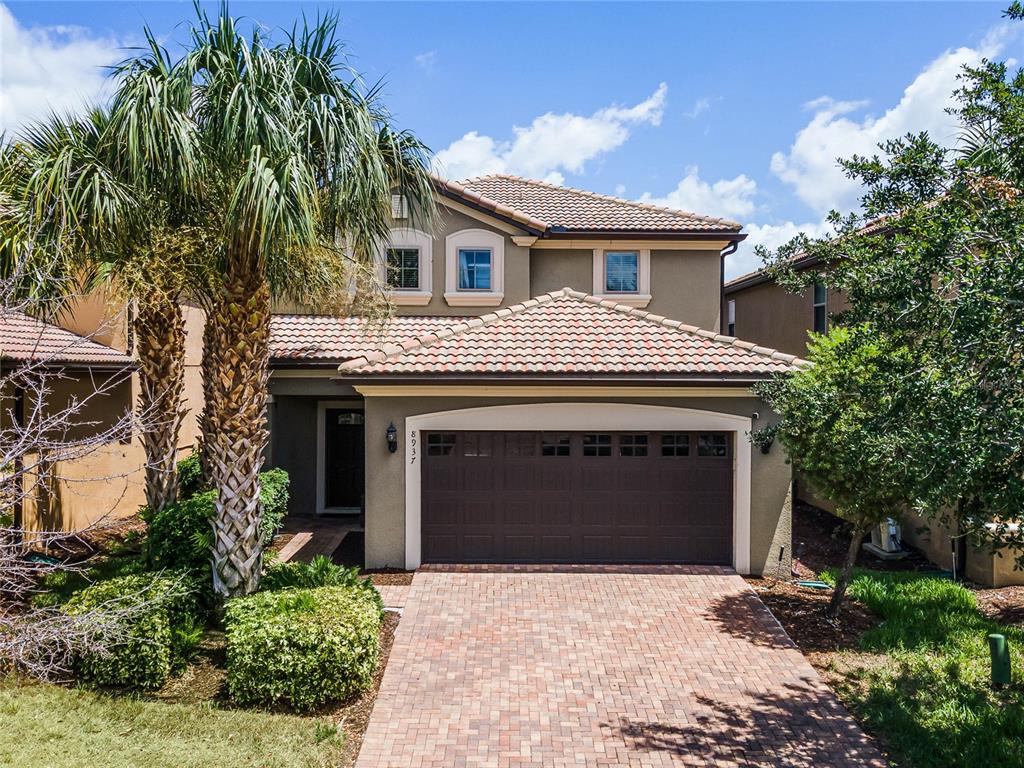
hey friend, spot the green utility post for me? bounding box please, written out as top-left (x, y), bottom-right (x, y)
top-left (988, 634), bottom-right (1011, 687)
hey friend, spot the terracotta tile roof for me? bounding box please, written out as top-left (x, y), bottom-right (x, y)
top-left (336, 288), bottom-right (804, 378)
top-left (0, 311), bottom-right (133, 367)
top-left (270, 314), bottom-right (461, 363)
top-left (438, 174), bottom-right (743, 234)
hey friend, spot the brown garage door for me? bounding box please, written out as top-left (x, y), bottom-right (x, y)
top-left (421, 430), bottom-right (733, 564)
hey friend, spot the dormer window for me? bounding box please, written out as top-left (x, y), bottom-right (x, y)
top-left (592, 248), bottom-right (651, 307)
top-left (386, 248), bottom-right (421, 290)
top-left (457, 248), bottom-right (492, 291)
top-left (445, 229), bottom-right (505, 306)
top-left (604, 251), bottom-right (639, 293)
top-left (378, 228), bottom-right (432, 306)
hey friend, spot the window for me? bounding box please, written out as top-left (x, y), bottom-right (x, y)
top-left (661, 433), bottom-right (690, 457)
top-left (698, 433), bottom-right (728, 457)
top-left (391, 194), bottom-right (408, 220)
top-left (592, 249), bottom-right (651, 306)
top-left (582, 433), bottom-right (612, 456)
top-left (445, 229), bottom-right (505, 306)
top-left (813, 282), bottom-right (827, 333)
top-left (457, 248), bottom-right (492, 290)
top-left (462, 433), bottom-right (493, 457)
top-left (541, 433), bottom-right (571, 457)
top-left (619, 434), bottom-right (648, 457)
top-left (605, 251), bottom-right (639, 293)
top-left (386, 247), bottom-right (420, 290)
top-left (504, 433), bottom-right (537, 456)
top-left (727, 299), bottom-right (736, 336)
top-left (380, 228), bottom-right (432, 305)
top-left (427, 433), bottom-right (456, 456)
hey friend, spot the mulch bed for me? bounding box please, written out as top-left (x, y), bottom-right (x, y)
top-left (363, 570), bottom-right (414, 586)
top-left (975, 585), bottom-right (1024, 627)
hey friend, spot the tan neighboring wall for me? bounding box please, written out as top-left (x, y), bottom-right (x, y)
top-left (361, 393), bottom-right (792, 576)
top-left (16, 295), bottom-right (206, 532)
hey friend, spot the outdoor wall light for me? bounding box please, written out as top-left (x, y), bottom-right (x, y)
top-left (386, 422), bottom-right (398, 454)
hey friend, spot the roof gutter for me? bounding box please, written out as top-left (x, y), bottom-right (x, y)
top-left (542, 229), bottom-right (746, 242)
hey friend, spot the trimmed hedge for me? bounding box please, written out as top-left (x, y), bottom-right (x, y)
top-left (63, 572), bottom-right (201, 690)
top-left (225, 586), bottom-right (381, 711)
top-left (143, 469), bottom-right (290, 572)
top-left (260, 555), bottom-right (383, 613)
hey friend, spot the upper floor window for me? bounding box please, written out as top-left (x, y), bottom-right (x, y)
top-left (727, 299), bottom-right (736, 336)
top-left (378, 228), bottom-right (432, 305)
top-left (386, 248), bottom-right (420, 290)
top-left (457, 248), bottom-right (492, 291)
top-left (592, 248), bottom-right (651, 307)
top-left (445, 228), bottom-right (505, 307)
top-left (813, 282), bottom-right (827, 333)
top-left (604, 251), bottom-right (639, 293)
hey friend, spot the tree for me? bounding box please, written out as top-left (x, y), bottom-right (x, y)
top-left (6, 99), bottom-right (204, 516)
top-left (762, 8), bottom-right (1024, 590)
top-left (111, 8), bottom-right (435, 596)
top-left (756, 327), bottom-right (957, 617)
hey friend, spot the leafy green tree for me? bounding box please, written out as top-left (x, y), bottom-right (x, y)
top-left (764, 7), bottom-right (1024, 586)
top-left (756, 327), bottom-right (957, 617)
top-left (110, 7), bottom-right (435, 596)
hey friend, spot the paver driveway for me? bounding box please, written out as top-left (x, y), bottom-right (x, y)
top-left (357, 566), bottom-right (886, 767)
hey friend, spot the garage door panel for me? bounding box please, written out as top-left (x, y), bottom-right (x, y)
top-left (421, 430), bottom-right (732, 565)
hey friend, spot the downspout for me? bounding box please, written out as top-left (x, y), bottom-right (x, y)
top-left (720, 241), bottom-right (739, 334)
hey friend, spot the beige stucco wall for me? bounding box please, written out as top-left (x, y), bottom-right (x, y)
top-left (726, 280), bottom-right (850, 357)
top-left (529, 248), bottom-right (723, 330)
top-left (360, 394), bottom-right (791, 575)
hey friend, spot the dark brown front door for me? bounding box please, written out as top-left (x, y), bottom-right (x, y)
top-left (421, 430), bottom-right (733, 564)
top-left (325, 409), bottom-right (364, 511)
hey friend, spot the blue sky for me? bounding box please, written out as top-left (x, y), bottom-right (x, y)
top-left (1, 1), bottom-right (1019, 276)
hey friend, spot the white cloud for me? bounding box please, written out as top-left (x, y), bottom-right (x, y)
top-left (639, 166), bottom-right (758, 221)
top-left (0, 5), bottom-right (124, 134)
top-left (434, 83), bottom-right (667, 181)
top-left (414, 50), bottom-right (437, 70)
top-left (726, 219), bottom-right (833, 280)
top-left (770, 31), bottom-right (1009, 215)
top-left (684, 96), bottom-right (716, 119)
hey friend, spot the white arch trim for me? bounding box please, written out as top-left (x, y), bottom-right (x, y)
top-left (403, 402), bottom-right (752, 572)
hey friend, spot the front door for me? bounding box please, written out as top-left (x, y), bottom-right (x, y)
top-left (324, 409), bottom-right (365, 513)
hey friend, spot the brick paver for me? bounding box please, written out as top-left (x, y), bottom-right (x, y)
top-left (356, 566), bottom-right (886, 767)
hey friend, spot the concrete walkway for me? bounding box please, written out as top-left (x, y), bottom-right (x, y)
top-left (356, 566), bottom-right (886, 768)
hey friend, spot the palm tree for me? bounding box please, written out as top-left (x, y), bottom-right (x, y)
top-left (112, 8), bottom-right (434, 596)
top-left (9, 100), bottom-right (202, 516)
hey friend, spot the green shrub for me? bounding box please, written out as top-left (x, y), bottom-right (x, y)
top-left (225, 586), bottom-right (381, 711)
top-left (176, 451), bottom-right (206, 499)
top-left (260, 555), bottom-right (382, 612)
top-left (64, 572), bottom-right (201, 690)
top-left (143, 470), bottom-right (291, 573)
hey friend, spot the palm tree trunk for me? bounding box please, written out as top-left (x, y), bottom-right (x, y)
top-left (135, 292), bottom-right (186, 514)
top-left (206, 267), bottom-right (270, 597)
top-left (826, 518), bottom-right (870, 620)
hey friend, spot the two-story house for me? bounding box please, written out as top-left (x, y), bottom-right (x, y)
top-left (725, 254), bottom-right (1023, 586)
top-left (266, 175), bottom-right (800, 575)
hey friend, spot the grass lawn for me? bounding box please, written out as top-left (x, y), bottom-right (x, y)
top-left (0, 678), bottom-right (346, 768)
top-left (821, 571), bottom-right (1024, 768)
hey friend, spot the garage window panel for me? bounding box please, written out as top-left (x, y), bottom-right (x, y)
top-left (427, 433), bottom-right (457, 456)
top-left (541, 433), bottom-right (571, 456)
top-left (583, 434), bottom-right (612, 456)
top-left (698, 433), bottom-right (729, 457)
top-left (462, 433), bottom-right (493, 457)
top-left (661, 433), bottom-right (690, 456)
top-left (619, 434), bottom-right (649, 457)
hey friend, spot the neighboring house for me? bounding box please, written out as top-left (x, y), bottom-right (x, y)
top-left (1, 310), bottom-right (139, 531)
top-left (725, 257), bottom-right (1024, 587)
top-left (267, 175), bottom-right (800, 576)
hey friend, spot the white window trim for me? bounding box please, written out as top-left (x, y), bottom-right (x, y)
top-left (727, 299), bottom-right (736, 337)
top-left (402, 402), bottom-right (751, 573)
top-left (445, 228), bottom-right (504, 307)
top-left (592, 248), bottom-right (651, 307)
top-left (812, 282), bottom-right (828, 333)
top-left (378, 228), bottom-right (433, 306)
